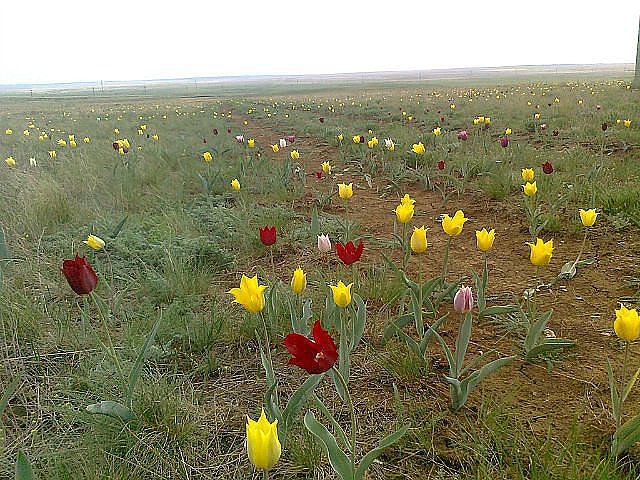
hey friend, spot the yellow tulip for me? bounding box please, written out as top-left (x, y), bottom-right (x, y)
top-left (401, 194), bottom-right (415, 206)
top-left (291, 267), bottom-right (307, 294)
top-left (442, 210), bottom-right (468, 237)
top-left (48, 150), bottom-right (57, 158)
top-left (485, 117), bottom-right (491, 125)
top-left (450, 104), bottom-right (456, 110)
top-left (57, 139), bottom-right (67, 147)
top-left (624, 119), bottom-right (632, 128)
top-left (412, 142), bottom-right (425, 155)
top-left (5, 128), bottom-right (12, 135)
top-left (367, 137), bottom-right (377, 148)
top-left (534, 113), bottom-right (541, 120)
top-left (433, 127), bottom-right (442, 136)
top-left (123, 139), bottom-right (130, 149)
top-left (579, 209), bottom-right (598, 227)
top-left (329, 281), bottom-right (353, 308)
top-left (614, 306), bottom-right (640, 342)
top-left (70, 140), bottom-right (77, 148)
top-left (246, 409), bottom-right (281, 471)
top-left (83, 137), bottom-right (91, 143)
top-left (152, 134), bottom-right (159, 141)
top-left (23, 130), bottom-right (30, 136)
top-left (290, 150), bottom-right (300, 160)
top-left (114, 128), bottom-right (120, 134)
top-left (478, 116), bottom-right (485, 123)
top-left (248, 139), bottom-right (255, 148)
top-left (68, 134), bottom-right (75, 141)
top-left (83, 234), bottom-right (105, 250)
top-left (228, 275), bottom-right (267, 313)
top-left (271, 144), bottom-right (279, 152)
top-left (395, 202), bottom-right (414, 224)
top-left (505, 128), bottom-right (512, 135)
top-left (527, 238), bottom-right (553, 267)
top-left (321, 161), bottom-right (331, 174)
top-left (203, 151), bottom-right (213, 162)
top-left (473, 118), bottom-right (480, 125)
top-left (231, 179), bottom-right (241, 191)
top-left (338, 183), bottom-right (353, 200)
top-left (337, 133), bottom-right (344, 141)
top-left (352, 135), bottom-right (361, 144)
top-left (521, 168), bottom-right (535, 181)
top-left (523, 181), bottom-right (537, 197)
top-left (475, 228), bottom-right (495, 252)
top-left (5, 156), bottom-right (16, 166)
top-left (410, 226), bottom-right (427, 253)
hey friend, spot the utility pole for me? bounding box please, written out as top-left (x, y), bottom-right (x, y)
top-left (635, 16), bottom-right (640, 88)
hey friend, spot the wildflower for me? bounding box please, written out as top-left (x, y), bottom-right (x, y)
top-left (475, 228), bottom-right (495, 252)
top-left (61, 255), bottom-right (98, 295)
top-left (329, 281), bottom-right (353, 308)
top-left (228, 274), bottom-right (267, 313)
top-left (336, 240), bottom-right (363, 266)
top-left (284, 320), bottom-right (338, 373)
top-left (246, 409), bottom-right (281, 471)
top-left (442, 210), bottom-right (468, 237)
top-left (528, 238), bottom-right (553, 267)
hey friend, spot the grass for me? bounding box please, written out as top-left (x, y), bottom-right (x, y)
top-left (1, 74), bottom-right (640, 479)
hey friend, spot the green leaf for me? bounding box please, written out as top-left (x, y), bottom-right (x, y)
top-left (256, 329), bottom-right (278, 410)
top-left (304, 411), bottom-right (354, 479)
top-left (455, 312), bottom-right (473, 377)
top-left (109, 216), bottom-right (128, 239)
top-left (471, 269), bottom-right (485, 311)
top-left (264, 382), bottom-right (281, 426)
top-left (418, 315), bottom-right (447, 357)
top-left (15, 450), bottom-right (35, 480)
top-left (607, 358), bottom-right (621, 424)
top-left (125, 311), bottom-right (163, 408)
top-left (559, 261), bottom-right (576, 279)
top-left (351, 294), bottom-right (366, 351)
top-left (86, 400), bottom-right (135, 421)
top-left (612, 412), bottom-right (640, 456)
top-left (524, 310), bottom-right (553, 352)
top-left (383, 313), bottom-right (414, 343)
top-left (299, 298), bottom-right (313, 336)
top-left (478, 305), bottom-right (519, 319)
top-left (1, 375), bottom-right (21, 418)
top-left (433, 331), bottom-right (456, 378)
top-left (281, 375), bottom-right (324, 435)
top-left (381, 253), bottom-right (417, 291)
top-left (313, 394), bottom-right (351, 451)
top-left (463, 356), bottom-right (516, 394)
top-left (0, 225), bottom-right (10, 260)
top-left (355, 425), bottom-right (409, 479)
top-left (311, 207), bottom-right (320, 238)
top-left (623, 366), bottom-right (640, 404)
top-left (525, 339), bottom-right (575, 360)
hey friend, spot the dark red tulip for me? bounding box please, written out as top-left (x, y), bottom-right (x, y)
top-left (315, 171), bottom-right (323, 179)
top-left (112, 142), bottom-right (119, 151)
top-left (62, 255), bottom-right (98, 295)
top-left (440, 117), bottom-right (445, 123)
top-left (437, 160), bottom-right (445, 170)
top-left (336, 240), bottom-right (363, 266)
top-left (227, 128), bottom-right (232, 134)
top-left (542, 162), bottom-right (553, 174)
top-left (284, 320), bottom-right (338, 374)
top-left (285, 135), bottom-right (295, 144)
top-left (457, 130), bottom-right (468, 141)
top-left (601, 122), bottom-right (608, 132)
top-left (203, 138), bottom-right (207, 144)
top-left (122, 147), bottom-right (129, 154)
top-left (259, 226), bottom-right (277, 246)
top-left (500, 136), bottom-right (509, 148)
top-left (213, 128), bottom-right (218, 135)
top-left (319, 117), bottom-right (325, 123)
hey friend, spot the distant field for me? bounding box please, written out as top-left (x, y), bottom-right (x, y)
top-left (1, 72), bottom-right (640, 479)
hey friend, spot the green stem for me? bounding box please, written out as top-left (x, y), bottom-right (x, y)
top-left (89, 291), bottom-right (125, 382)
top-left (332, 366), bottom-right (357, 474)
top-left (618, 342), bottom-right (630, 432)
top-left (401, 222), bottom-right (408, 271)
top-left (262, 469), bottom-right (269, 480)
top-left (573, 231), bottom-right (589, 269)
top-left (442, 237), bottom-right (452, 285)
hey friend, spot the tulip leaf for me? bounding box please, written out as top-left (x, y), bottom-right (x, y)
top-left (471, 269), bottom-right (486, 311)
top-left (435, 279), bottom-right (461, 307)
top-left (300, 298), bottom-right (313, 336)
top-left (264, 382), bottom-right (281, 427)
top-left (281, 374), bottom-right (324, 438)
top-left (433, 331), bottom-right (456, 378)
top-left (607, 358), bottom-right (621, 425)
top-left (478, 305), bottom-right (519, 319)
top-left (612, 412), bottom-right (640, 456)
top-left (622, 366), bottom-right (640, 404)
top-left (463, 356), bottom-right (516, 396)
top-left (524, 309), bottom-right (553, 353)
top-left (455, 312), bottom-right (473, 377)
top-left (303, 411), bottom-right (353, 480)
top-left (313, 394), bottom-right (351, 451)
top-left (418, 315), bottom-right (447, 357)
top-left (1, 375), bottom-right (21, 419)
top-left (383, 313), bottom-right (414, 343)
top-left (0, 225), bottom-right (9, 260)
top-left (525, 339), bottom-right (575, 361)
top-left (354, 424), bottom-right (409, 480)
top-left (381, 253), bottom-right (417, 291)
top-left (560, 261), bottom-right (577, 279)
top-left (256, 329), bottom-right (278, 410)
top-left (125, 311), bottom-right (163, 408)
top-left (351, 294), bottom-right (366, 351)
top-left (86, 400), bottom-right (135, 421)
top-left (15, 450), bottom-right (35, 480)
top-left (109, 216), bottom-right (128, 239)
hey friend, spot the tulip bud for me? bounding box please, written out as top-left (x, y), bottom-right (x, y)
top-left (453, 286), bottom-right (473, 314)
top-left (500, 136), bottom-right (509, 148)
top-left (541, 162), bottom-right (553, 174)
top-left (457, 130), bottom-right (468, 141)
top-left (317, 234), bottom-right (331, 253)
top-left (437, 160), bottom-right (445, 170)
top-left (291, 267), bottom-right (307, 294)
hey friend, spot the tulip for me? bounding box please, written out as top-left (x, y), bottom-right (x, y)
top-left (114, 128), bottom-right (120, 134)
top-left (485, 117), bottom-right (491, 125)
top-left (269, 144), bottom-right (279, 153)
top-left (259, 226), bottom-right (277, 246)
top-left (433, 127), bottom-right (442, 136)
top-left (410, 226), bottom-right (427, 253)
top-left (338, 183), bottom-right (353, 200)
top-left (152, 134), bottom-right (159, 141)
top-left (290, 150), bottom-right (300, 160)
top-left (534, 113), bottom-right (541, 120)
top-left (319, 117), bottom-right (324, 123)
top-left (246, 409), bottom-right (281, 471)
top-left (5, 156), bottom-right (15, 166)
top-left (337, 133), bottom-right (344, 142)
top-left (62, 255), bottom-right (98, 295)
top-left (352, 135), bottom-right (361, 144)
top-left (336, 240), bottom-right (363, 265)
top-left (457, 130), bottom-right (468, 141)
top-left (48, 150), bottom-right (57, 158)
top-left (478, 116), bottom-right (485, 124)
top-left (213, 128), bottom-right (218, 135)
top-left (291, 267), bottom-right (307, 294)
top-left (284, 320), bottom-right (338, 373)
top-left (442, 210), bottom-right (468, 237)
top-left (321, 161), bottom-right (331, 174)
top-left (453, 286), bottom-right (473, 313)
top-left (29, 157), bottom-right (37, 167)
top-left (412, 142), bottom-right (425, 155)
top-left (384, 138), bottom-right (395, 151)
top-left (248, 138), bottom-right (255, 148)
top-left (5, 129), bottom-right (12, 135)
top-left (475, 228), bottom-right (495, 252)
top-left (624, 119), bottom-right (632, 128)
top-left (394, 202), bottom-right (414, 224)
top-left (329, 281), bottom-right (353, 308)
top-left (83, 234), bottom-right (105, 250)
top-left (285, 135), bottom-right (295, 144)
top-left (23, 130), bottom-right (29, 136)
top-left (505, 128), bottom-right (512, 135)
top-left (279, 138), bottom-right (287, 148)
top-left (527, 238), bottom-right (553, 267)
top-left (231, 179), bottom-right (241, 191)
top-left (523, 182), bottom-right (537, 197)
top-left (235, 135), bottom-right (245, 143)
top-left (228, 274), bottom-right (267, 313)
top-left (579, 209), bottom-right (598, 227)
top-left (83, 136), bottom-right (91, 143)
top-left (57, 139), bottom-right (67, 147)
top-left (541, 162), bottom-right (553, 174)
top-left (317, 234), bottom-right (331, 253)
top-left (614, 306), bottom-right (640, 342)
top-left (521, 168), bottom-right (535, 181)
top-left (202, 151), bottom-right (212, 162)
top-left (601, 122), bottom-right (608, 132)
top-left (437, 160), bottom-right (445, 170)
top-left (500, 136), bottom-right (509, 148)
top-left (367, 137), bottom-right (378, 148)
top-left (450, 103), bottom-right (456, 109)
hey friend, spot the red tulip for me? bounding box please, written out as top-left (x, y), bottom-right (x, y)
top-left (437, 160), bottom-right (445, 170)
top-left (500, 136), bottom-right (509, 148)
top-left (284, 320), bottom-right (338, 374)
top-left (319, 117), bottom-right (325, 123)
top-left (457, 130), bottom-right (468, 141)
top-left (203, 138), bottom-right (207, 144)
top-left (315, 171), bottom-right (324, 179)
top-left (62, 255), bottom-right (98, 295)
top-left (227, 128), bottom-right (232, 134)
top-left (336, 240), bottom-right (363, 266)
top-left (359, 135), bottom-right (365, 143)
top-left (112, 142), bottom-right (119, 151)
top-left (542, 161), bottom-right (554, 174)
top-left (285, 135), bottom-right (295, 144)
top-left (259, 226), bottom-right (277, 246)
top-left (601, 122), bottom-right (608, 132)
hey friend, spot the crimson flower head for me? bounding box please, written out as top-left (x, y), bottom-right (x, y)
top-left (259, 226), bottom-right (277, 246)
top-left (285, 135), bottom-right (295, 144)
top-left (457, 130), bottom-right (468, 141)
top-left (359, 135), bottom-right (365, 143)
top-left (437, 160), bottom-right (445, 170)
top-left (112, 141), bottom-right (119, 151)
top-left (284, 320), bottom-right (338, 374)
top-left (542, 161), bottom-right (554, 174)
top-left (62, 255), bottom-right (98, 295)
top-left (227, 128), bottom-right (232, 133)
top-left (315, 171), bottom-right (324, 179)
top-left (319, 117), bottom-right (325, 123)
top-left (552, 129), bottom-right (559, 137)
top-left (203, 138), bottom-right (207, 144)
top-left (500, 136), bottom-right (509, 148)
top-left (336, 240), bottom-right (363, 266)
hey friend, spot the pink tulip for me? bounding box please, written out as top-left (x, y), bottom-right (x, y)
top-left (235, 135), bottom-right (245, 143)
top-left (453, 286), bottom-right (473, 314)
top-left (317, 234), bottom-right (331, 253)
top-left (457, 130), bottom-right (468, 141)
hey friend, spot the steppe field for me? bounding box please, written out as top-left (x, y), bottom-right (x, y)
top-left (2, 70), bottom-right (640, 479)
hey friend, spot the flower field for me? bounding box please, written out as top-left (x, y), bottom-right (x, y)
top-left (2, 76), bottom-right (640, 479)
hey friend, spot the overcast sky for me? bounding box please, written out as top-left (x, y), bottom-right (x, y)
top-left (0, 0), bottom-right (638, 85)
